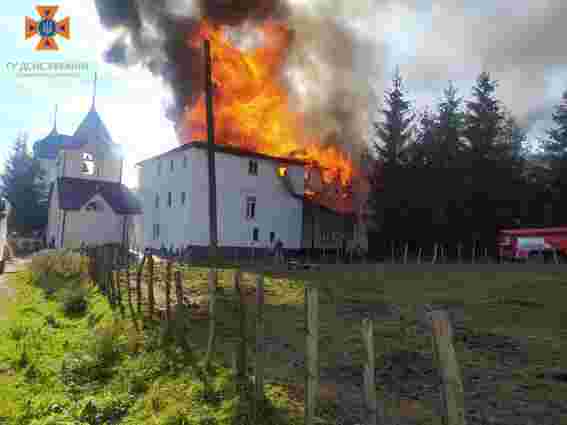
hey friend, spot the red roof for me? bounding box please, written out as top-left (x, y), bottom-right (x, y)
top-left (499, 227), bottom-right (567, 236)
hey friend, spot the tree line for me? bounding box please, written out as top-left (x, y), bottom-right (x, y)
top-left (367, 70), bottom-right (567, 257)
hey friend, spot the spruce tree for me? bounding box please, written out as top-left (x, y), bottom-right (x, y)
top-left (462, 71), bottom-right (505, 246)
top-left (1, 134), bottom-right (48, 236)
top-left (541, 89), bottom-right (567, 224)
top-left (369, 67), bottom-right (415, 251)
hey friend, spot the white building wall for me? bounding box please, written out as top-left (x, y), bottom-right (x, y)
top-left (62, 194), bottom-right (124, 249)
top-left (46, 184), bottom-right (60, 246)
top-left (139, 147), bottom-right (304, 250)
top-left (59, 142), bottom-right (122, 183)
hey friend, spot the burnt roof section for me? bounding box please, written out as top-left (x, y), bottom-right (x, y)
top-left (54, 177), bottom-right (142, 214)
top-left (136, 141), bottom-right (308, 166)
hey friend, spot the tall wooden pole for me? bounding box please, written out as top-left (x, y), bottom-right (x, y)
top-left (204, 39), bottom-right (218, 263)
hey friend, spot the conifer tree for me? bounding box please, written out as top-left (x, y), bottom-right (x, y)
top-left (369, 67), bottom-right (415, 250)
top-left (541, 89), bottom-right (567, 224)
top-left (1, 134), bottom-right (48, 235)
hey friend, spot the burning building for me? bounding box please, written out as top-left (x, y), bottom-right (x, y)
top-left (136, 140), bottom-right (370, 256)
top-left (96, 0), bottom-right (378, 254)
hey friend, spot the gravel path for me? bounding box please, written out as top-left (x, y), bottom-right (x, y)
top-left (0, 258), bottom-right (30, 320)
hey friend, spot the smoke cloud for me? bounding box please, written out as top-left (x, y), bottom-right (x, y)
top-left (93, 0), bottom-right (384, 161)
top-left (400, 0), bottom-right (567, 133)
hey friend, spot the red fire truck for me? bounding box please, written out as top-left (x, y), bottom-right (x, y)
top-left (497, 227), bottom-right (567, 261)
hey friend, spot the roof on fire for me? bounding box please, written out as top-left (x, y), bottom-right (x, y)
top-left (51, 177), bottom-right (142, 215)
top-left (135, 141), bottom-right (308, 166)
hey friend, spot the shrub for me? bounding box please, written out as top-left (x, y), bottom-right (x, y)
top-left (30, 251), bottom-right (88, 282)
top-left (8, 323), bottom-right (28, 341)
top-left (59, 287), bottom-right (88, 316)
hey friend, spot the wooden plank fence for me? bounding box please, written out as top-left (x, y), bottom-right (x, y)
top-left (84, 244), bottom-right (467, 425)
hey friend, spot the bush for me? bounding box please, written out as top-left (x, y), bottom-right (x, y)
top-left (30, 251), bottom-right (88, 282)
top-left (59, 287), bottom-right (89, 316)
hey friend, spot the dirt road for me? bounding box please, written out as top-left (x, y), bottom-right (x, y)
top-left (0, 258), bottom-right (30, 320)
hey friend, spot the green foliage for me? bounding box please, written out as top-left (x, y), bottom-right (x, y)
top-left (30, 251), bottom-right (88, 282)
top-left (0, 133), bottom-right (48, 235)
top-left (58, 287), bottom-right (89, 316)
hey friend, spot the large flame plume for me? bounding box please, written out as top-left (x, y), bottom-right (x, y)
top-left (182, 19), bottom-right (355, 185)
top-left (94, 0), bottom-right (380, 204)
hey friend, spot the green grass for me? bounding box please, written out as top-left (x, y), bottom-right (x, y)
top-left (168, 264), bottom-right (567, 423)
top-left (0, 259), bottom-right (308, 425)
top-left (2, 256), bottom-right (567, 424)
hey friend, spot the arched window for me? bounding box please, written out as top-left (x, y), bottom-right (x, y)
top-left (81, 152), bottom-right (95, 175)
top-left (85, 201), bottom-right (101, 212)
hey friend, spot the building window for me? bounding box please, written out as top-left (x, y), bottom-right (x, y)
top-left (167, 192), bottom-right (172, 207)
top-left (85, 201), bottom-right (100, 212)
top-left (170, 159), bottom-right (174, 172)
top-left (155, 194), bottom-right (160, 208)
top-left (252, 227), bottom-right (259, 242)
top-left (181, 191), bottom-right (186, 205)
top-left (153, 223), bottom-right (160, 240)
top-left (245, 196), bottom-right (256, 220)
top-left (80, 152), bottom-right (95, 175)
top-left (183, 156), bottom-right (187, 168)
top-left (248, 160), bottom-right (258, 176)
top-left (157, 161), bottom-right (162, 176)
top-left (270, 232), bottom-right (275, 243)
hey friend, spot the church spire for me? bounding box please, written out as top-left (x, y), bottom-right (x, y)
top-left (91, 71), bottom-right (97, 110)
top-left (50, 104), bottom-right (58, 135)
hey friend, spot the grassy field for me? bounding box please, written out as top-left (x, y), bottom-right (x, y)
top-left (172, 263), bottom-right (567, 424)
top-left (1, 253), bottom-right (566, 424)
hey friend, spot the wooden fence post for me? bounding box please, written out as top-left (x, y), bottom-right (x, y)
top-left (165, 261), bottom-right (172, 322)
top-left (136, 255), bottom-right (146, 315)
top-left (126, 265), bottom-right (132, 308)
top-left (204, 268), bottom-right (218, 371)
top-left (305, 285), bottom-right (319, 425)
top-left (417, 247), bottom-right (422, 264)
top-left (96, 246), bottom-right (105, 293)
top-left (254, 274), bottom-right (265, 409)
top-left (457, 243), bottom-right (463, 264)
top-left (234, 269), bottom-right (248, 403)
top-left (471, 240), bottom-right (476, 264)
top-left (115, 269), bottom-right (123, 312)
top-left (430, 311), bottom-right (466, 425)
top-left (362, 317), bottom-right (377, 425)
top-left (403, 242), bottom-right (409, 265)
top-left (175, 270), bottom-right (184, 309)
top-left (432, 243), bottom-right (439, 264)
top-left (553, 248), bottom-right (559, 264)
top-left (147, 255), bottom-right (155, 319)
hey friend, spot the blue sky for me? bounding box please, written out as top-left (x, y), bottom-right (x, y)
top-left (1, 1), bottom-right (565, 188)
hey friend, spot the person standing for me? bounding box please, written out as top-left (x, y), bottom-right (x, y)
top-left (275, 238), bottom-right (284, 265)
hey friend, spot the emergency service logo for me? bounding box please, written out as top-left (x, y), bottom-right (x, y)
top-left (25, 6), bottom-right (70, 51)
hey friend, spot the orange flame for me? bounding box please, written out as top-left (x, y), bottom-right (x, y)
top-left (181, 20), bottom-right (356, 186)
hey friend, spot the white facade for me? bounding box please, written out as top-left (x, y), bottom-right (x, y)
top-left (53, 195), bottom-right (128, 249)
top-left (138, 145), bottom-right (304, 250)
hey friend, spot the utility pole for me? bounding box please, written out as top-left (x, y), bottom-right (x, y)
top-left (204, 39), bottom-right (218, 262)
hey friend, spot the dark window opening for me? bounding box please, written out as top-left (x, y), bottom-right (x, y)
top-left (183, 156), bottom-right (187, 168)
top-left (167, 192), bottom-right (172, 207)
top-left (253, 227), bottom-right (259, 242)
top-left (155, 194), bottom-right (160, 208)
top-left (181, 191), bottom-right (186, 205)
top-left (246, 196), bottom-right (256, 219)
top-left (157, 161), bottom-right (162, 176)
top-left (170, 159), bottom-right (174, 171)
top-left (248, 160), bottom-right (258, 176)
top-left (270, 232), bottom-right (275, 243)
